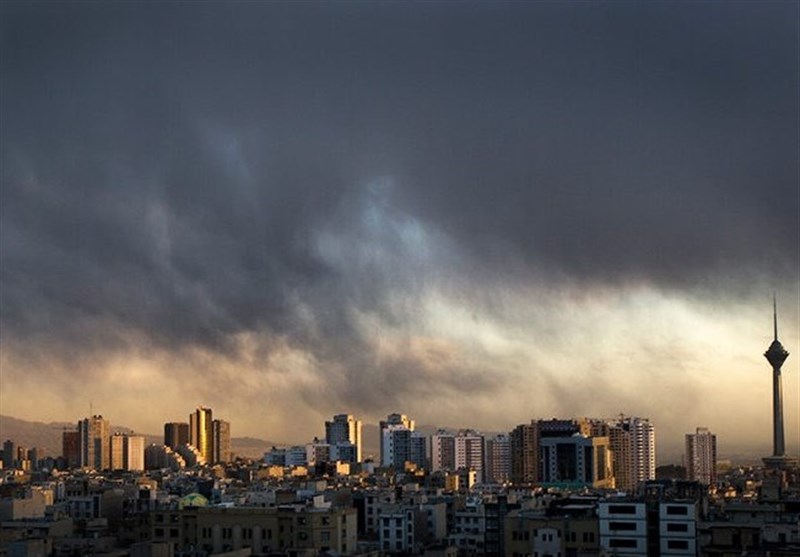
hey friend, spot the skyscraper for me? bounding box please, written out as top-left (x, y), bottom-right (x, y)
top-left (79, 415), bottom-right (110, 470)
top-left (110, 433), bottom-right (145, 471)
top-left (164, 422), bottom-right (190, 449)
top-left (380, 413), bottom-right (415, 467)
top-left (762, 298), bottom-right (796, 469)
top-left (190, 407), bottom-right (213, 463)
top-left (62, 430), bottom-right (81, 469)
top-left (510, 422), bottom-right (539, 484)
top-left (2, 440), bottom-right (15, 469)
top-left (629, 417), bottom-right (656, 485)
top-left (431, 430), bottom-right (456, 472)
top-left (325, 414), bottom-right (363, 463)
top-left (212, 419), bottom-right (231, 464)
top-left (485, 434), bottom-right (511, 484)
top-left (686, 427), bottom-right (717, 485)
top-left (431, 430), bottom-right (486, 481)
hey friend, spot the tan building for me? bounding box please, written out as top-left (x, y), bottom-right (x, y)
top-left (110, 433), bottom-right (145, 471)
top-left (510, 422), bottom-right (539, 485)
top-left (79, 415), bottom-right (110, 470)
top-left (212, 419), bottom-right (232, 464)
top-left (147, 505), bottom-right (357, 555)
top-left (505, 510), bottom-right (599, 557)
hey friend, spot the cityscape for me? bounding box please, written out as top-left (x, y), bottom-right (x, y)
top-left (1, 1), bottom-right (799, 556)
top-left (0, 312), bottom-right (797, 555)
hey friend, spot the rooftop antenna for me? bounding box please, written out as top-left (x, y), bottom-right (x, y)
top-left (773, 293), bottom-right (778, 341)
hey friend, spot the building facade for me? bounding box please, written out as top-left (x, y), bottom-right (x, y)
top-left (189, 407), bottom-right (213, 464)
top-left (686, 427), bottom-right (717, 485)
top-left (78, 415), bottom-right (110, 471)
top-left (325, 414), bottom-right (363, 463)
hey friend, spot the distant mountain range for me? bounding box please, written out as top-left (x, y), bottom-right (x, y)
top-left (0, 415), bottom-right (280, 459)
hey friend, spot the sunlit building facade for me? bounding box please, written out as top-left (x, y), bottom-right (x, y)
top-left (325, 414), bottom-right (363, 463)
top-left (190, 407), bottom-right (214, 464)
top-left (79, 415), bottom-right (110, 471)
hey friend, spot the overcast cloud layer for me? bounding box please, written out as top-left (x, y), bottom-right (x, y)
top-left (1, 1), bottom-right (798, 460)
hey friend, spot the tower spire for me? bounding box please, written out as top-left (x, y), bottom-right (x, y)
top-left (773, 293), bottom-right (778, 341)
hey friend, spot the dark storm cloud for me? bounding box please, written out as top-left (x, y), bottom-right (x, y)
top-left (1, 1), bottom-right (797, 408)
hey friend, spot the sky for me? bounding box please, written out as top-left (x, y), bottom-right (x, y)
top-left (1, 1), bottom-right (798, 463)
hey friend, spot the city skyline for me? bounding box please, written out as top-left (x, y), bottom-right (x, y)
top-left (1, 2), bottom-right (798, 460)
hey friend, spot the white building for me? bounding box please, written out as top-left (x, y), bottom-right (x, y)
top-left (630, 417), bottom-right (656, 485)
top-left (659, 502), bottom-right (697, 556)
top-left (599, 501), bottom-right (648, 556)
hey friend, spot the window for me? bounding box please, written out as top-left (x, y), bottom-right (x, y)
top-left (321, 531), bottom-right (330, 542)
top-left (666, 505), bottom-right (688, 515)
top-left (666, 523), bottom-right (689, 533)
top-left (609, 522), bottom-right (638, 531)
top-left (322, 516), bottom-right (331, 526)
top-left (609, 539), bottom-right (637, 548)
top-left (608, 505), bottom-right (637, 514)
top-left (667, 540), bottom-right (689, 550)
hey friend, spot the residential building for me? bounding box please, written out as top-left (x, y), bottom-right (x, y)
top-left (325, 414), bottom-right (363, 463)
top-left (686, 427), bottom-right (717, 486)
top-left (110, 433), bottom-right (145, 471)
top-left (380, 413), bottom-right (415, 467)
top-left (510, 422), bottom-right (538, 484)
top-left (485, 433), bottom-right (511, 484)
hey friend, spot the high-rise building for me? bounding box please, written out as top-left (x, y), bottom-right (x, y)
top-left (485, 434), bottom-right (511, 484)
top-left (454, 430), bottom-right (485, 483)
top-left (431, 430), bottom-right (486, 481)
top-left (762, 298), bottom-right (796, 469)
top-left (540, 435), bottom-right (613, 488)
top-left (627, 416), bottom-right (656, 485)
top-left (686, 427), bottom-right (717, 485)
top-left (190, 407), bottom-right (214, 463)
top-left (2, 440), bottom-right (15, 469)
top-left (164, 422), bottom-right (190, 449)
top-left (431, 430), bottom-right (456, 472)
top-left (62, 430), bottom-right (81, 469)
top-left (380, 414), bottom-right (426, 469)
top-left (409, 432), bottom-right (427, 470)
top-left (110, 433), bottom-right (145, 471)
top-left (380, 413), bottom-right (415, 468)
top-left (79, 415), bottom-right (110, 470)
top-left (607, 423), bottom-right (633, 491)
top-left (325, 414), bottom-right (363, 463)
top-left (510, 422), bottom-right (539, 484)
top-left (212, 419), bottom-right (231, 464)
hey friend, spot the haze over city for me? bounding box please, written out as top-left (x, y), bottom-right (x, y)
top-left (1, 1), bottom-right (798, 461)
